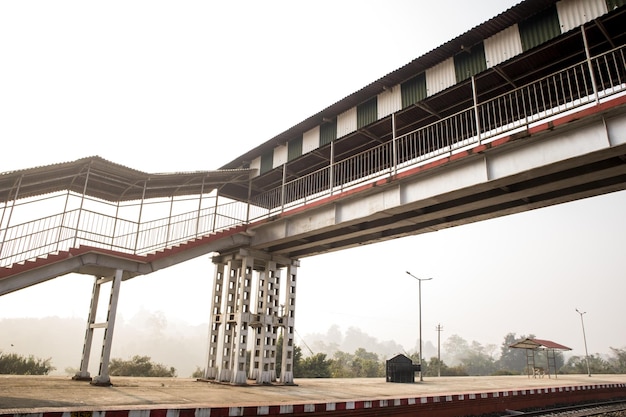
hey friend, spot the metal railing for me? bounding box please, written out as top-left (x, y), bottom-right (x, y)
top-left (2, 45), bottom-right (625, 268)
top-left (248, 45), bottom-right (625, 219)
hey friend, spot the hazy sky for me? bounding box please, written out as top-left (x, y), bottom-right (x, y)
top-left (1, 0), bottom-right (624, 362)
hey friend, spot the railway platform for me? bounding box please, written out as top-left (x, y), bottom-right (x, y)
top-left (1, 374), bottom-right (625, 416)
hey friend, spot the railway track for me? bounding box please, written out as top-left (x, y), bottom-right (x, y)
top-left (502, 400), bottom-right (626, 417)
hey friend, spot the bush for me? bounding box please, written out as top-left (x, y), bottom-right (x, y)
top-left (109, 355), bottom-right (176, 377)
top-left (0, 351), bottom-right (55, 375)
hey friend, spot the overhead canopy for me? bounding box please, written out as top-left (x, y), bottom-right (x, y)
top-left (509, 338), bottom-right (572, 351)
top-left (0, 156), bottom-right (253, 203)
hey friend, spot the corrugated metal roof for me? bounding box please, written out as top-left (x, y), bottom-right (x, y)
top-left (220, 0), bottom-right (560, 170)
top-left (509, 338), bottom-right (572, 350)
top-left (0, 156), bottom-right (253, 202)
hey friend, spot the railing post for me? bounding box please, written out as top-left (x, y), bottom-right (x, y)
top-left (56, 189), bottom-right (72, 253)
top-left (392, 112), bottom-right (398, 176)
top-left (165, 195), bottom-right (174, 247)
top-left (246, 176), bottom-right (252, 224)
top-left (280, 164), bottom-right (286, 213)
top-left (471, 75), bottom-right (482, 145)
top-left (581, 26), bottom-right (599, 103)
top-left (133, 181), bottom-right (147, 254)
top-left (195, 178), bottom-right (205, 238)
top-left (73, 162), bottom-right (92, 249)
top-left (329, 141), bottom-right (335, 195)
top-left (211, 192), bottom-right (219, 233)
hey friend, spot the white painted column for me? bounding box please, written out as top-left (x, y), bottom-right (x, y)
top-left (73, 276), bottom-right (101, 381)
top-left (204, 261), bottom-right (225, 380)
top-left (280, 260), bottom-right (298, 385)
top-left (216, 259), bottom-right (238, 382)
top-left (92, 268), bottom-right (123, 386)
top-left (249, 270), bottom-right (265, 380)
top-left (231, 256), bottom-right (253, 384)
top-left (257, 261), bottom-right (278, 383)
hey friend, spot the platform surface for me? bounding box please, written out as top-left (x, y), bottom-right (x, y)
top-left (1, 374), bottom-right (625, 413)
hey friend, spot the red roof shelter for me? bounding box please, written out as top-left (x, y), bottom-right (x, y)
top-left (509, 338), bottom-right (572, 379)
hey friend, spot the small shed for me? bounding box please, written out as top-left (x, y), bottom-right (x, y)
top-left (386, 354), bottom-right (420, 383)
top-left (509, 338), bottom-right (571, 379)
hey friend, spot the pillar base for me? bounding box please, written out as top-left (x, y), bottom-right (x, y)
top-left (91, 375), bottom-right (112, 386)
top-left (231, 370), bottom-right (247, 385)
top-left (72, 372), bottom-right (92, 382)
top-left (281, 371), bottom-right (295, 385)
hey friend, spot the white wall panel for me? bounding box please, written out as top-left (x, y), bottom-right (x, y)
top-left (303, 126), bottom-right (320, 154)
top-left (377, 86), bottom-right (402, 119)
top-left (337, 107), bottom-right (357, 139)
top-left (484, 24), bottom-right (524, 68)
top-left (488, 120), bottom-right (608, 180)
top-left (273, 144), bottom-right (287, 168)
top-left (426, 57), bottom-right (456, 96)
top-left (251, 156), bottom-right (261, 178)
top-left (557, 0), bottom-right (607, 33)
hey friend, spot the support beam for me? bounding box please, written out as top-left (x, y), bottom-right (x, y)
top-left (280, 260), bottom-right (298, 385)
top-left (91, 269), bottom-right (123, 386)
top-left (72, 276), bottom-right (102, 382)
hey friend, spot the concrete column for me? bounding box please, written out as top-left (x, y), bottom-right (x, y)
top-left (204, 261), bottom-right (225, 380)
top-left (280, 261), bottom-right (298, 385)
top-left (72, 276), bottom-right (101, 381)
top-left (92, 269), bottom-right (123, 386)
top-left (231, 256), bottom-right (253, 385)
top-left (265, 262), bottom-right (279, 383)
top-left (216, 259), bottom-right (239, 382)
top-left (248, 270), bottom-right (265, 380)
top-left (256, 261), bottom-right (278, 384)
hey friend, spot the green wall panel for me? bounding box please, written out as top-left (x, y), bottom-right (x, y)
top-left (357, 97), bottom-right (377, 129)
top-left (519, 5), bottom-right (561, 51)
top-left (401, 73), bottom-right (427, 108)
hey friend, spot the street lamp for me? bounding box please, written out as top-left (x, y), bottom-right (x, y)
top-left (575, 308), bottom-right (591, 377)
top-left (406, 271), bottom-right (432, 382)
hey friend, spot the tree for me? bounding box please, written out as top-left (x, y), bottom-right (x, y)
top-left (443, 334), bottom-right (470, 365)
top-left (109, 355), bottom-right (176, 377)
top-left (560, 354), bottom-right (612, 374)
top-left (608, 347), bottom-right (626, 373)
top-left (497, 333), bottom-right (535, 374)
top-left (276, 335), bottom-right (303, 377)
top-left (296, 353), bottom-right (331, 378)
top-left (0, 351), bottom-right (55, 375)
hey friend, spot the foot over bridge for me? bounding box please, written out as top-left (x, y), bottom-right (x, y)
top-left (1, 0), bottom-right (626, 386)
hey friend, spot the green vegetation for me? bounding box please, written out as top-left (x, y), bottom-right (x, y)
top-left (0, 351), bottom-right (55, 375)
top-left (109, 355), bottom-right (176, 377)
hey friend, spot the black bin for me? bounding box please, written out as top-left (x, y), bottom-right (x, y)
top-left (386, 354), bottom-right (420, 383)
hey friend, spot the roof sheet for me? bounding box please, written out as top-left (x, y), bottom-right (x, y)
top-left (509, 338), bottom-right (572, 350)
top-left (219, 0), bottom-right (559, 170)
top-left (0, 156), bottom-right (253, 202)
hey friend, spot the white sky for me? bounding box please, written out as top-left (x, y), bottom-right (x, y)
top-left (1, 0), bottom-right (625, 359)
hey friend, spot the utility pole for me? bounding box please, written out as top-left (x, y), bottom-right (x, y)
top-left (575, 308), bottom-right (591, 377)
top-left (405, 271), bottom-right (432, 382)
top-left (435, 324), bottom-right (443, 377)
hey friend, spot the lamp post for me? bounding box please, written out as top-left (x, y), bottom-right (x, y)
top-left (406, 271), bottom-right (432, 382)
top-left (575, 308), bottom-right (591, 377)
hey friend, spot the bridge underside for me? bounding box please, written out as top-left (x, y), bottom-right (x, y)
top-left (247, 101), bottom-right (626, 259)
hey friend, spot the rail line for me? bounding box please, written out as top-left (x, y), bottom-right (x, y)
top-left (503, 399), bottom-right (626, 417)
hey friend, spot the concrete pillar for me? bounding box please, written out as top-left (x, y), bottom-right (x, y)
top-left (280, 261), bottom-right (298, 385)
top-left (92, 269), bottom-right (123, 386)
top-left (216, 259), bottom-right (239, 382)
top-left (204, 261), bottom-right (225, 380)
top-left (73, 276), bottom-right (101, 381)
top-left (248, 270), bottom-right (265, 381)
top-left (231, 256), bottom-right (253, 385)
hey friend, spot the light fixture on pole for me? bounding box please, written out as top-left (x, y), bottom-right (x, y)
top-left (575, 308), bottom-right (591, 377)
top-left (406, 271), bottom-right (432, 382)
